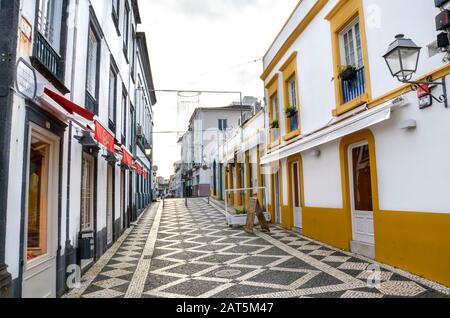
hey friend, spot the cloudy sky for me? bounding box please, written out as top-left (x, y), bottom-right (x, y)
top-left (138, 0), bottom-right (299, 178)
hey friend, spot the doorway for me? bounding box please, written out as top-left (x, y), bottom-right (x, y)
top-left (106, 165), bottom-right (114, 245)
top-left (80, 153), bottom-right (95, 270)
top-left (120, 170), bottom-right (126, 231)
top-left (22, 125), bottom-right (60, 298)
top-left (273, 170), bottom-right (281, 225)
top-left (348, 141), bottom-right (375, 248)
top-left (291, 161), bottom-right (303, 230)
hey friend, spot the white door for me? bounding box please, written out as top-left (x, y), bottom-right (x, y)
top-left (107, 165), bottom-right (114, 245)
top-left (274, 171), bottom-right (281, 224)
top-left (22, 126), bottom-right (59, 298)
top-left (291, 162), bottom-right (303, 229)
top-left (348, 141), bottom-right (375, 245)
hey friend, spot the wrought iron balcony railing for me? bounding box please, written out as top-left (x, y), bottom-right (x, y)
top-left (342, 67), bottom-right (366, 104)
top-left (32, 31), bottom-right (64, 82)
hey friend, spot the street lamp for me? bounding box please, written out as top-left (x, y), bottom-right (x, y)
top-left (383, 34), bottom-right (448, 108)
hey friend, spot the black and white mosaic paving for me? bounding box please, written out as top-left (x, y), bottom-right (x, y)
top-left (66, 199), bottom-right (450, 298)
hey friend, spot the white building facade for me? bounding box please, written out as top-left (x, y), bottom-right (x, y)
top-left (260, 0), bottom-right (450, 287)
top-left (0, 0), bottom-right (156, 298)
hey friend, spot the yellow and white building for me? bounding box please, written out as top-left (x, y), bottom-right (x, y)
top-left (260, 0), bottom-right (450, 287)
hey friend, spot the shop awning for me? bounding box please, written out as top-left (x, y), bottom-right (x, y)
top-left (94, 120), bottom-right (115, 153)
top-left (261, 107), bottom-right (391, 165)
top-left (135, 162), bottom-right (143, 175)
top-left (121, 147), bottom-right (134, 168)
top-left (44, 88), bottom-right (95, 122)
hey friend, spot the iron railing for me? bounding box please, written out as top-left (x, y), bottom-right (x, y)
top-left (342, 67), bottom-right (366, 104)
top-left (33, 31), bottom-right (63, 81)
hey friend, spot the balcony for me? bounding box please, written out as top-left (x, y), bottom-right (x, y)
top-left (342, 67), bottom-right (366, 104)
top-left (31, 31), bottom-right (68, 94)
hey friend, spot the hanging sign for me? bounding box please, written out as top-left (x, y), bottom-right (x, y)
top-left (121, 147), bottom-right (134, 168)
top-left (135, 162), bottom-right (143, 176)
top-left (417, 84), bottom-right (432, 109)
top-left (16, 58), bottom-right (36, 100)
top-left (94, 121), bottom-right (115, 152)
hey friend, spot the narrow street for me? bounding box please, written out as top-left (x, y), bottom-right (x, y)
top-left (65, 199), bottom-right (448, 299)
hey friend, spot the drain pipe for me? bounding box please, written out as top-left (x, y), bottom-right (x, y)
top-left (65, 0), bottom-right (80, 262)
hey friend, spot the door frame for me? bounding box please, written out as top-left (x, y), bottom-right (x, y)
top-left (287, 154), bottom-right (304, 230)
top-left (347, 140), bottom-right (375, 244)
top-left (21, 123), bottom-right (61, 298)
top-left (340, 129), bottom-right (379, 251)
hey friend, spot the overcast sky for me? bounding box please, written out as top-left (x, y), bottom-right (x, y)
top-left (138, 0), bottom-right (299, 178)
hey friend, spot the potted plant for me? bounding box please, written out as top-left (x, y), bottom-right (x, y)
top-left (285, 105), bottom-right (297, 117)
top-left (270, 119), bottom-right (279, 129)
top-left (339, 64), bottom-right (357, 81)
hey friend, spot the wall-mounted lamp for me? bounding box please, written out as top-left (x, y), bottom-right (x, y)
top-left (383, 34), bottom-right (448, 108)
top-left (103, 151), bottom-right (118, 165)
top-left (312, 149), bottom-right (321, 157)
top-left (399, 119), bottom-right (417, 130)
top-left (74, 131), bottom-right (98, 148)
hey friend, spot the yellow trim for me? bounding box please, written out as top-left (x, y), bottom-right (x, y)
top-left (327, 0), bottom-right (372, 116)
top-left (280, 51), bottom-right (302, 137)
top-left (235, 162), bottom-right (243, 207)
top-left (339, 129), bottom-right (379, 245)
top-left (256, 145), bottom-right (264, 209)
top-left (368, 63), bottom-right (450, 109)
top-left (261, 0), bottom-right (329, 81)
top-left (283, 129), bottom-right (301, 142)
top-left (244, 151), bottom-right (251, 209)
top-left (263, 0), bottom-right (304, 64)
top-left (285, 154), bottom-right (305, 230)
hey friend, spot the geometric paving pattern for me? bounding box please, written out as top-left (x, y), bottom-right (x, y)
top-left (79, 205), bottom-right (158, 298)
top-left (67, 199), bottom-right (450, 298)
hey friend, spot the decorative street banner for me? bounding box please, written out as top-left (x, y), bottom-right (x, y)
top-left (122, 147), bottom-right (134, 168)
top-left (135, 162), bottom-right (143, 175)
top-left (94, 121), bottom-right (115, 153)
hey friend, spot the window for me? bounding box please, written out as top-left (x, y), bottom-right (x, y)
top-left (129, 104), bottom-right (135, 151)
top-left (218, 119), bottom-right (228, 131)
top-left (85, 24), bottom-right (101, 114)
top-left (122, 91), bottom-right (127, 144)
top-left (270, 94), bottom-right (280, 142)
top-left (112, 0), bottom-right (120, 32)
top-left (288, 76), bottom-right (297, 108)
top-left (280, 51), bottom-right (300, 138)
top-left (340, 19), bottom-right (363, 69)
top-left (108, 66), bottom-right (118, 133)
top-left (326, 0), bottom-right (371, 115)
top-left (37, 0), bottom-right (62, 50)
top-left (351, 144), bottom-right (373, 211)
top-left (123, 2), bottom-right (130, 59)
top-left (131, 26), bottom-right (136, 80)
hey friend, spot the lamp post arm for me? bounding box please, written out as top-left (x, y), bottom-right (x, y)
top-left (401, 76), bottom-right (448, 108)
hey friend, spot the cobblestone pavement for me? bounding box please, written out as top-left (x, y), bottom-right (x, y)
top-left (66, 199), bottom-right (450, 298)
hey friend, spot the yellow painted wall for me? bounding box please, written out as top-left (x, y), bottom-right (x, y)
top-left (375, 210), bottom-right (450, 287)
top-left (303, 207), bottom-right (350, 251)
top-left (281, 205), bottom-right (292, 230)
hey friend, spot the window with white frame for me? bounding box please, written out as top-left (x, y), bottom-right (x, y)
top-left (86, 27), bottom-right (99, 99)
top-left (287, 76), bottom-right (297, 108)
top-left (340, 18), bottom-right (363, 69)
top-left (37, 0), bottom-right (63, 51)
top-left (112, 0), bottom-right (120, 28)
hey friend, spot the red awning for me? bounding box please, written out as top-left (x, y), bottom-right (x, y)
top-left (94, 121), bottom-right (115, 153)
top-left (144, 170), bottom-right (148, 180)
top-left (44, 88), bottom-right (95, 122)
top-left (122, 147), bottom-right (134, 168)
top-left (135, 162), bottom-right (143, 176)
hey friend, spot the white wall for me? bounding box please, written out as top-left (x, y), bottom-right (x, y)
top-left (302, 141), bottom-right (343, 208)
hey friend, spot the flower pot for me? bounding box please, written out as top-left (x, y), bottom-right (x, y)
top-left (340, 67), bottom-right (357, 81)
